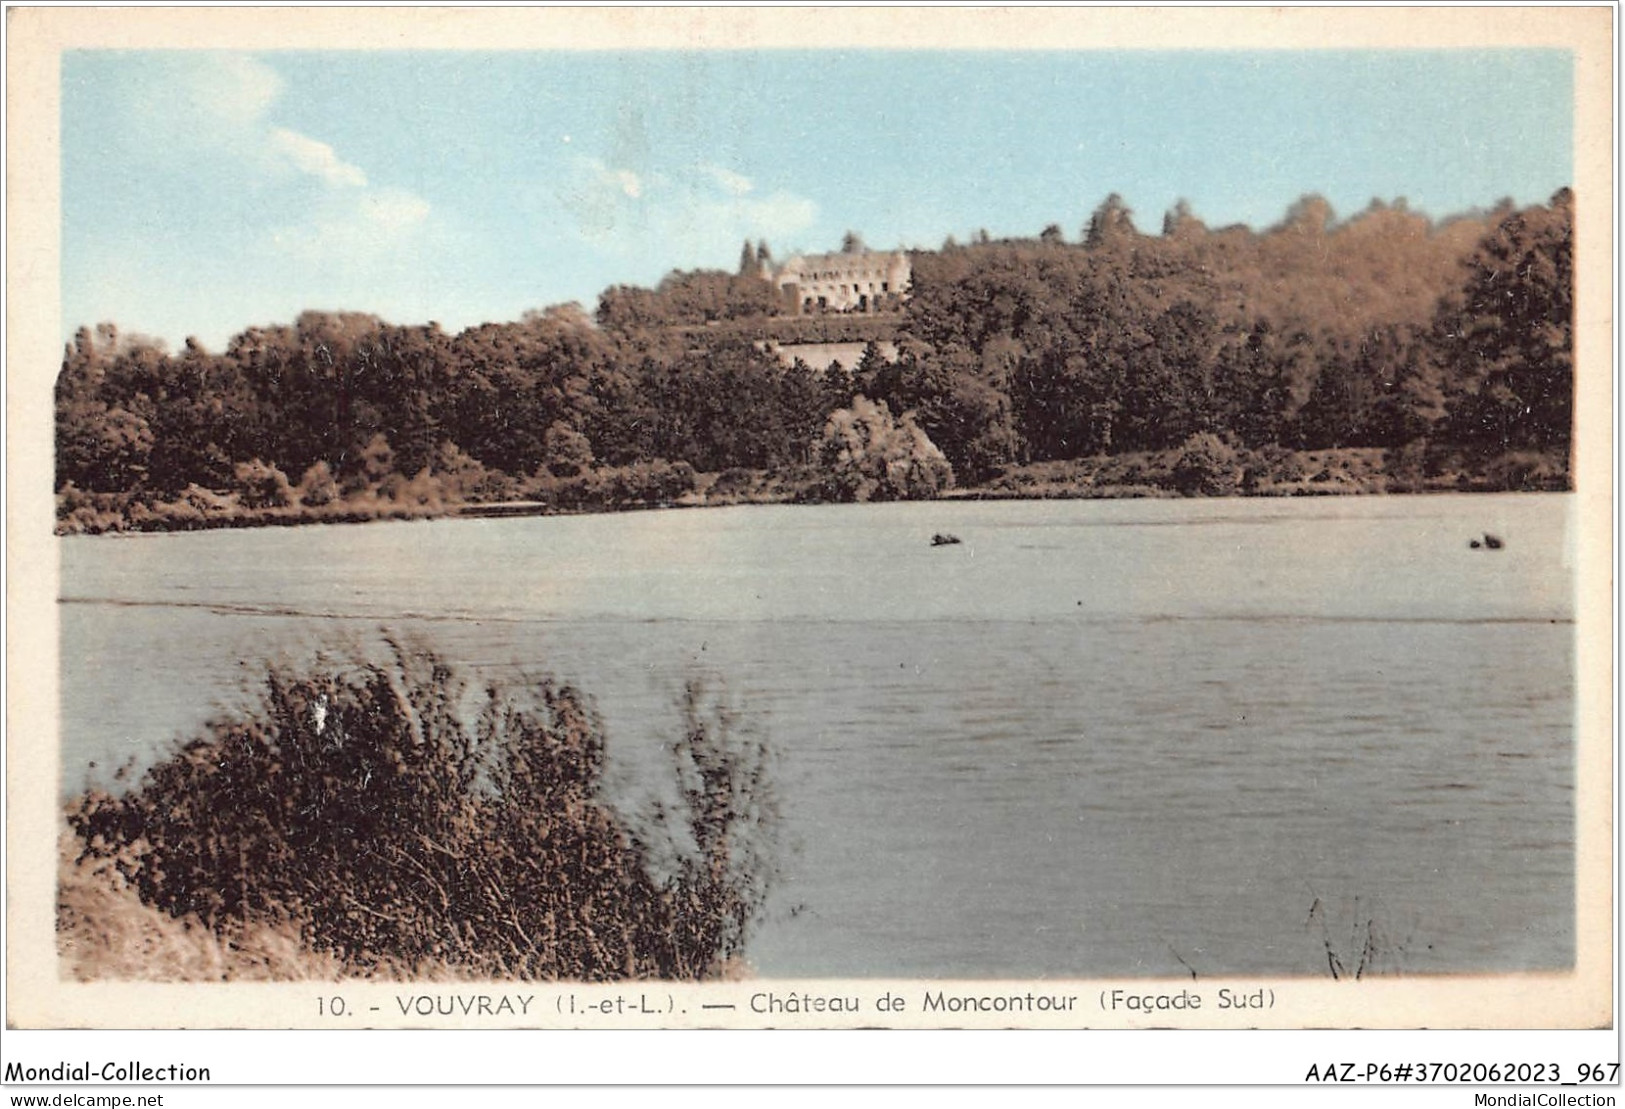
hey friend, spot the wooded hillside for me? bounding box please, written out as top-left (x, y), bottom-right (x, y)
top-left (55, 191), bottom-right (1573, 531)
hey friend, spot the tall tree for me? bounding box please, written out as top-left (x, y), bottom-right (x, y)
top-left (1434, 188), bottom-right (1573, 456)
top-left (1084, 193), bottom-right (1137, 248)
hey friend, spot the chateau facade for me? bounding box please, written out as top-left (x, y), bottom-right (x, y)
top-left (773, 249), bottom-right (910, 315)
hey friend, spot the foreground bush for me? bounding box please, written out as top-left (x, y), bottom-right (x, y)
top-left (65, 643), bottom-right (777, 981)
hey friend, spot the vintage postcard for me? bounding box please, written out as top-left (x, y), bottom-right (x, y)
top-left (4, 5), bottom-right (1614, 1083)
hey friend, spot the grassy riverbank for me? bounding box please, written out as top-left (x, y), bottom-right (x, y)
top-left (58, 827), bottom-right (347, 982)
top-left (54, 444), bottom-right (1566, 536)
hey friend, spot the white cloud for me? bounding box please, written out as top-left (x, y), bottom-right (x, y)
top-left (126, 57), bottom-right (434, 267)
top-left (701, 164), bottom-right (755, 196)
top-left (72, 54), bottom-right (457, 346)
top-left (574, 156), bottom-right (644, 199)
top-left (557, 156), bottom-right (649, 243)
top-left (608, 168), bottom-right (643, 199)
top-left (123, 55), bottom-right (380, 197)
top-left (665, 176), bottom-right (819, 258)
top-left (268, 186), bottom-right (432, 261)
top-left (358, 188), bottom-right (432, 233)
top-left (200, 54), bottom-right (284, 127)
top-left (267, 128), bottom-right (368, 188)
top-left (733, 190), bottom-right (818, 237)
top-left (122, 53), bottom-right (285, 159)
top-left (559, 155), bottom-right (817, 262)
top-left (166, 54), bottom-right (282, 131)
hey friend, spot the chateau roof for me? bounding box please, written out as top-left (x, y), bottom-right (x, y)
top-left (774, 249), bottom-right (909, 280)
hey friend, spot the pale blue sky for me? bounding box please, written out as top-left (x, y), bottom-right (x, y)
top-left (62, 49), bottom-right (1572, 349)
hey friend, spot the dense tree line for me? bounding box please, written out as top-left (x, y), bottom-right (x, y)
top-left (56, 190), bottom-right (1573, 529)
top-left (56, 307), bottom-right (837, 507)
top-left (875, 190), bottom-right (1571, 482)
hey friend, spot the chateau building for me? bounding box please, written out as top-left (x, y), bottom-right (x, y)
top-left (773, 249), bottom-right (910, 315)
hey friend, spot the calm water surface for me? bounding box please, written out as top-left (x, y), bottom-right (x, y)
top-left (60, 494), bottom-right (1575, 977)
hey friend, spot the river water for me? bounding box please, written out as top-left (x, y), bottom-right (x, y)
top-left (59, 494), bottom-right (1575, 977)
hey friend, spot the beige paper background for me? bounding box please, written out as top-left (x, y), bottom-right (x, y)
top-left (6, 6), bottom-right (1613, 1034)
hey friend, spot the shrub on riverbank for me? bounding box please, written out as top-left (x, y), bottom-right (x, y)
top-left (975, 445), bottom-right (1394, 499)
top-left (527, 459), bottom-right (700, 511)
top-left (55, 439), bottom-right (1570, 535)
top-left (53, 459), bottom-right (703, 535)
top-left (64, 643), bottom-right (778, 981)
top-left (814, 395), bottom-right (955, 502)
